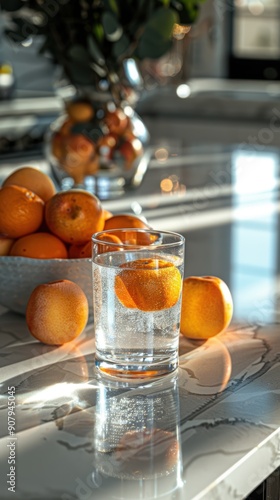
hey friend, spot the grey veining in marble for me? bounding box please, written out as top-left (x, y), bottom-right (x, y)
top-left (1, 144), bottom-right (280, 499)
top-left (0, 305), bottom-right (280, 500)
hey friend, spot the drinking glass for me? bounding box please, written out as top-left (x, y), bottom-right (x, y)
top-left (93, 371), bottom-right (183, 499)
top-left (92, 228), bottom-right (185, 378)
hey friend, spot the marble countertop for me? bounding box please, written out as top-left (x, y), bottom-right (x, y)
top-left (1, 143), bottom-right (280, 499)
top-left (0, 306), bottom-right (280, 500)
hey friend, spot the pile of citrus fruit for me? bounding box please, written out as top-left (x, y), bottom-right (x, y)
top-left (0, 165), bottom-right (150, 260)
top-left (0, 165), bottom-right (233, 346)
top-left (51, 99), bottom-right (144, 185)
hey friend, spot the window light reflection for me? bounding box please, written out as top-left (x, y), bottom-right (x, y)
top-left (231, 150), bottom-right (278, 323)
top-left (23, 382), bottom-right (94, 407)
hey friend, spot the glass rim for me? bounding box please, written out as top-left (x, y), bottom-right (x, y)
top-left (92, 228), bottom-right (185, 249)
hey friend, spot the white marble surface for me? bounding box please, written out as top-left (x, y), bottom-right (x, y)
top-left (1, 144), bottom-right (280, 499)
top-left (0, 304), bottom-right (279, 500)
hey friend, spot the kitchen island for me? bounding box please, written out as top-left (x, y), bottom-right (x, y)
top-left (0, 143), bottom-right (280, 499)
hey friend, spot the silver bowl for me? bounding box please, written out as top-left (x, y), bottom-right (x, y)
top-left (0, 256), bottom-right (93, 319)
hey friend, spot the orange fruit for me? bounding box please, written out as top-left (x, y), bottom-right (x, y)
top-left (62, 135), bottom-right (96, 184)
top-left (104, 214), bottom-right (151, 244)
top-left (68, 243), bottom-right (84, 259)
top-left (66, 101), bottom-right (94, 122)
top-left (77, 241), bottom-right (92, 258)
top-left (9, 232), bottom-right (68, 259)
top-left (2, 166), bottom-right (56, 202)
top-left (26, 279), bottom-right (89, 345)
top-left (68, 241), bottom-right (91, 259)
top-left (115, 258), bottom-right (182, 312)
top-left (104, 214), bottom-right (149, 231)
top-left (95, 232), bottom-right (123, 254)
top-left (45, 189), bottom-right (104, 245)
top-left (180, 276), bottom-right (233, 340)
top-left (84, 156), bottom-right (100, 175)
top-left (52, 132), bottom-right (64, 162)
top-left (102, 209), bottom-right (113, 221)
top-left (0, 185), bottom-right (44, 239)
top-left (0, 237), bottom-right (14, 256)
top-left (59, 117), bottom-right (74, 136)
top-left (104, 108), bottom-right (128, 135)
top-left (65, 134), bottom-right (95, 161)
top-left (69, 233), bottom-right (123, 258)
top-left (118, 138), bottom-right (143, 169)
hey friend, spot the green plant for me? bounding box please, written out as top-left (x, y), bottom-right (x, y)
top-left (1, 0), bottom-right (205, 93)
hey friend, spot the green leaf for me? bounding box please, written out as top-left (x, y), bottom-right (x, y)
top-left (87, 35), bottom-right (105, 66)
top-left (112, 33), bottom-right (130, 59)
top-left (146, 7), bottom-right (179, 38)
top-left (68, 44), bottom-right (90, 64)
top-left (103, 0), bottom-right (119, 15)
top-left (171, 0), bottom-right (203, 23)
top-left (137, 7), bottom-right (178, 59)
top-left (137, 38), bottom-right (172, 60)
top-left (102, 11), bottom-right (122, 41)
top-left (93, 23), bottom-right (104, 43)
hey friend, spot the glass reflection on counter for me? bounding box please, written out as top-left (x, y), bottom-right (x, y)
top-left (93, 371), bottom-right (183, 499)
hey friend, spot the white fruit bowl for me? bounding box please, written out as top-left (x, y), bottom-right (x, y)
top-left (0, 256), bottom-right (93, 319)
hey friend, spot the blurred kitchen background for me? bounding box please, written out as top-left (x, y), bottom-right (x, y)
top-left (1, 0), bottom-right (280, 154)
top-left (1, 0), bottom-right (280, 328)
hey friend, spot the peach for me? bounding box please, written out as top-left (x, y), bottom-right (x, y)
top-left (180, 276), bottom-right (233, 340)
top-left (26, 279), bottom-right (89, 345)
